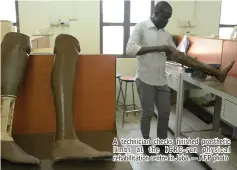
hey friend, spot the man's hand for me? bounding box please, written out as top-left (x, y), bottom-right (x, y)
top-left (163, 45), bottom-right (185, 61)
top-left (165, 45), bottom-right (180, 55)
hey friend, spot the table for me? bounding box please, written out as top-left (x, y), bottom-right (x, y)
top-left (176, 72), bottom-right (237, 170)
top-left (165, 63), bottom-right (211, 134)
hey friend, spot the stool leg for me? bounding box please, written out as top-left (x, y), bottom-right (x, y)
top-left (116, 78), bottom-right (121, 109)
top-left (125, 82), bottom-right (129, 117)
top-left (132, 82), bottom-right (136, 116)
top-left (122, 82), bottom-right (128, 127)
top-left (120, 80), bottom-right (125, 107)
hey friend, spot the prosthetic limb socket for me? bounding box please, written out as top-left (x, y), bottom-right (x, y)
top-left (1, 32), bottom-right (40, 164)
top-left (171, 52), bottom-right (235, 83)
top-left (51, 34), bottom-right (113, 162)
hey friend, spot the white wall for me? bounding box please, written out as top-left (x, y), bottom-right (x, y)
top-left (18, 0), bottom-right (223, 106)
top-left (162, 0), bottom-right (222, 36)
top-left (18, 0), bottom-right (100, 54)
top-left (18, 0), bottom-right (222, 52)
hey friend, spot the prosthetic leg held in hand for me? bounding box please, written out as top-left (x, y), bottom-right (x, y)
top-left (172, 52), bottom-right (235, 83)
top-left (51, 34), bottom-right (113, 162)
top-left (1, 32), bottom-right (40, 164)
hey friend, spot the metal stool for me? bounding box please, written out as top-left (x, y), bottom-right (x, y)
top-left (116, 73), bottom-right (122, 78)
top-left (116, 76), bottom-right (141, 127)
top-left (116, 73), bottom-right (124, 109)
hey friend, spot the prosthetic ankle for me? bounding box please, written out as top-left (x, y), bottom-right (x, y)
top-left (1, 32), bottom-right (40, 164)
top-left (1, 96), bottom-right (16, 142)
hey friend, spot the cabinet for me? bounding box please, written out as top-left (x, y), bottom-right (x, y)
top-left (165, 63), bottom-right (183, 91)
top-left (167, 74), bottom-right (179, 91)
top-left (222, 99), bottom-right (237, 126)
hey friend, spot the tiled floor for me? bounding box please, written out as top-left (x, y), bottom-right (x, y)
top-left (115, 110), bottom-right (210, 170)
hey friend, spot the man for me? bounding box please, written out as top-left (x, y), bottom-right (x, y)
top-left (126, 1), bottom-right (179, 156)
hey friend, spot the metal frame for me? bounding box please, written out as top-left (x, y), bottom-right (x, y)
top-left (220, 24), bottom-right (237, 28)
top-left (11, 0), bottom-right (20, 32)
top-left (219, 0), bottom-right (236, 35)
top-left (2, 1), bottom-right (19, 32)
top-left (100, 0), bottom-right (155, 58)
top-left (14, 0), bottom-right (20, 32)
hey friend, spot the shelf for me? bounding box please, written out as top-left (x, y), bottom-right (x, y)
top-left (169, 109), bottom-right (193, 133)
top-left (169, 105), bottom-right (211, 133)
top-left (189, 97), bottom-right (237, 129)
top-left (190, 97), bottom-right (215, 115)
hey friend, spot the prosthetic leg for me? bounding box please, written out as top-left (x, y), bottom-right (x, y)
top-left (51, 34), bottom-right (113, 162)
top-left (1, 32), bottom-right (40, 164)
top-left (172, 52), bottom-right (235, 83)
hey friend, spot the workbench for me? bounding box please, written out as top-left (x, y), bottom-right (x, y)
top-left (167, 63), bottom-right (237, 170)
top-left (162, 63), bottom-right (212, 135)
top-left (176, 72), bottom-right (237, 138)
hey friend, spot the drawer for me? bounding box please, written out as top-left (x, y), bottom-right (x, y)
top-left (167, 73), bottom-right (179, 91)
top-left (222, 99), bottom-right (237, 126)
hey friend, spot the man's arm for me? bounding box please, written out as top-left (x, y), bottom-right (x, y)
top-left (166, 34), bottom-right (185, 60)
top-left (137, 46), bottom-right (167, 55)
top-left (126, 23), bottom-right (167, 57)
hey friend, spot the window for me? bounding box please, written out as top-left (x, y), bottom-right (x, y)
top-left (103, 26), bottom-right (124, 54)
top-left (219, 0), bottom-right (237, 39)
top-left (0, 0), bottom-right (19, 32)
top-left (100, 0), bottom-right (155, 57)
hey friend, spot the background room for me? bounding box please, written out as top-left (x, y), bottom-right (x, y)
top-left (1, 0), bottom-right (235, 105)
top-left (8, 0), bottom-right (235, 105)
top-left (1, 0), bottom-right (237, 170)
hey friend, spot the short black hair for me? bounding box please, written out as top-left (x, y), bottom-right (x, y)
top-left (154, 1), bottom-right (172, 11)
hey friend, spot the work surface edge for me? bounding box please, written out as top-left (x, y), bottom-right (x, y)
top-left (182, 72), bottom-right (237, 103)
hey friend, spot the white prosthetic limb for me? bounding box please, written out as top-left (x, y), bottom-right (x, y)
top-left (1, 95), bottom-right (16, 141)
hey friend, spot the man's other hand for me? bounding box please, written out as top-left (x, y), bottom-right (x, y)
top-left (164, 45), bottom-right (185, 61)
top-left (166, 46), bottom-right (181, 55)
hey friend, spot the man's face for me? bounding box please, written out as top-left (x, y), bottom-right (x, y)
top-left (153, 7), bottom-right (172, 29)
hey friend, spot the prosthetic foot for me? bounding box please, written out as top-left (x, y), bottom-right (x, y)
top-left (174, 52), bottom-right (235, 83)
top-left (51, 34), bottom-right (113, 162)
top-left (1, 32), bottom-right (40, 164)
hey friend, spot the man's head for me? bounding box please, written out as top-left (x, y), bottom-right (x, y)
top-left (151, 1), bottom-right (172, 29)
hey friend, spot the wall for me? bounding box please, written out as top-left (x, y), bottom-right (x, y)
top-left (18, 0), bottom-right (223, 106)
top-left (18, 0), bottom-right (222, 52)
top-left (18, 0), bottom-right (100, 54)
top-left (163, 0), bottom-right (222, 36)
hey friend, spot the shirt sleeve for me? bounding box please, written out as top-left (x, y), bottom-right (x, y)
top-left (126, 23), bottom-right (143, 56)
top-left (167, 34), bottom-right (177, 48)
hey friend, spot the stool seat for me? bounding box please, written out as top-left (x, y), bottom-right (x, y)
top-left (120, 76), bottom-right (135, 82)
top-left (116, 73), bottom-right (122, 78)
